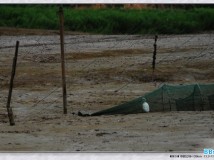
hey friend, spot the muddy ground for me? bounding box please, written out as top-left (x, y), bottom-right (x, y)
top-left (0, 28), bottom-right (214, 151)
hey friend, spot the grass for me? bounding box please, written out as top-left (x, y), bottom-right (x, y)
top-left (0, 5), bottom-right (214, 34)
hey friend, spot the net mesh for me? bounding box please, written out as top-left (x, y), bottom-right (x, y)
top-left (91, 97), bottom-right (145, 116)
top-left (145, 83), bottom-right (214, 112)
top-left (91, 83), bottom-right (214, 116)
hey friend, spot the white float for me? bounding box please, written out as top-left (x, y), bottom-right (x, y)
top-left (142, 101), bottom-right (150, 113)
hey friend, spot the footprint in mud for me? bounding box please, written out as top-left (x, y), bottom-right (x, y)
top-left (96, 132), bottom-right (117, 137)
top-left (102, 140), bottom-right (109, 143)
top-left (159, 125), bottom-right (168, 128)
top-left (191, 144), bottom-right (200, 147)
top-left (96, 132), bottom-right (110, 136)
top-left (1, 130), bottom-right (30, 133)
top-left (0, 120), bottom-right (7, 123)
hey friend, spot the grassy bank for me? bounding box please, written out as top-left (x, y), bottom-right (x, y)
top-left (0, 5), bottom-right (214, 34)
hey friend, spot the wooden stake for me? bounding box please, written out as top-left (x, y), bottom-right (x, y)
top-left (6, 41), bottom-right (19, 126)
top-left (59, 6), bottom-right (67, 114)
top-left (152, 35), bottom-right (158, 81)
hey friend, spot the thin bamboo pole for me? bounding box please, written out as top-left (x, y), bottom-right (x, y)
top-left (6, 41), bottom-right (19, 126)
top-left (152, 35), bottom-right (158, 81)
top-left (59, 6), bottom-right (67, 114)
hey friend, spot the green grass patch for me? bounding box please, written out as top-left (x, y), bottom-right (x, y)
top-left (0, 5), bottom-right (214, 34)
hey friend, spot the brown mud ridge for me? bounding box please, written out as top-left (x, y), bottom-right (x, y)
top-left (0, 30), bottom-right (214, 151)
top-left (0, 27), bottom-right (87, 36)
